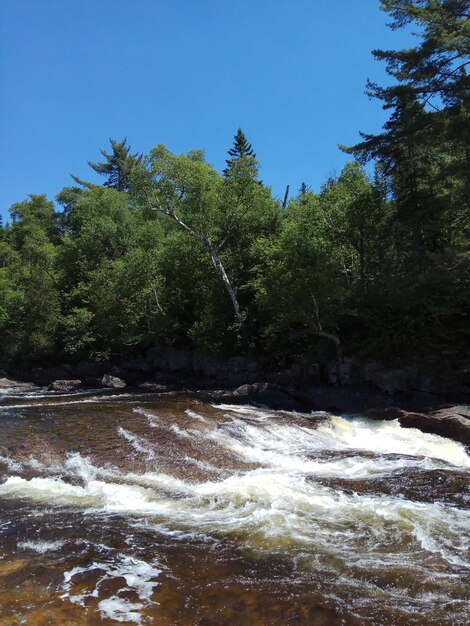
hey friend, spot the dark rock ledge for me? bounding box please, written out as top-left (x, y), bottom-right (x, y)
top-left (365, 405), bottom-right (470, 447)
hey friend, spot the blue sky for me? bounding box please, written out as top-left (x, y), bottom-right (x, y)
top-left (0, 1), bottom-right (414, 219)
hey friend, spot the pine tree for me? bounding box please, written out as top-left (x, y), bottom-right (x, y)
top-left (342, 1), bottom-right (470, 257)
top-left (71, 138), bottom-right (142, 192)
top-left (223, 128), bottom-right (256, 175)
top-left (375, 0), bottom-right (470, 108)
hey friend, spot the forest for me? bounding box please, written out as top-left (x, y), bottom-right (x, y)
top-left (0, 0), bottom-right (469, 376)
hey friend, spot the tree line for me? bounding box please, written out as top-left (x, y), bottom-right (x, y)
top-left (0, 0), bottom-right (468, 373)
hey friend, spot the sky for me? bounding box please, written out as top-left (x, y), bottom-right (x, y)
top-left (0, 0), bottom-right (415, 220)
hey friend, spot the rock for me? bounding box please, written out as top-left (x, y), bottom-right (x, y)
top-left (362, 362), bottom-right (419, 393)
top-left (147, 346), bottom-right (192, 372)
top-left (146, 346), bottom-right (262, 385)
top-left (27, 366), bottom-right (74, 386)
top-left (75, 361), bottom-right (107, 386)
top-left (432, 405), bottom-right (470, 420)
top-left (364, 406), bottom-right (405, 421)
top-left (326, 358), bottom-right (355, 386)
top-left (0, 377), bottom-right (37, 391)
top-left (101, 374), bottom-right (126, 389)
top-left (119, 356), bottom-right (152, 373)
top-left (192, 351), bottom-right (223, 378)
top-left (398, 405), bottom-right (470, 447)
top-left (232, 383), bottom-right (266, 397)
top-left (299, 385), bottom-right (398, 414)
top-left (48, 379), bottom-right (82, 392)
top-left (137, 382), bottom-right (176, 393)
top-left (212, 382), bottom-right (307, 411)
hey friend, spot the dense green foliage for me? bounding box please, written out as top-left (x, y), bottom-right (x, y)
top-left (0, 1), bottom-right (468, 369)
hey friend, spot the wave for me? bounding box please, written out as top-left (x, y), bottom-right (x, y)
top-left (1, 452), bottom-right (468, 572)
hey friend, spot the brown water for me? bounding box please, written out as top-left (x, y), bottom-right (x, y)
top-left (0, 388), bottom-right (469, 625)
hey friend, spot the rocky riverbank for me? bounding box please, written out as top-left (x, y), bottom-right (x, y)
top-left (1, 346), bottom-right (469, 447)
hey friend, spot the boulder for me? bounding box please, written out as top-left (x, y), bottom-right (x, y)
top-left (398, 405), bottom-right (470, 447)
top-left (101, 374), bottom-right (126, 389)
top-left (0, 377), bottom-right (37, 391)
top-left (212, 382), bottom-right (306, 411)
top-left (364, 406), bottom-right (405, 421)
top-left (48, 379), bottom-right (82, 392)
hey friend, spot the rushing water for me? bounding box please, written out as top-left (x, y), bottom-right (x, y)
top-left (0, 388), bottom-right (469, 625)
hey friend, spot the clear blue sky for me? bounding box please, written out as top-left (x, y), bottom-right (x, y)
top-left (0, 0), bottom-right (414, 219)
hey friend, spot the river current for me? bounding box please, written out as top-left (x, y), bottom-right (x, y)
top-left (0, 388), bottom-right (469, 625)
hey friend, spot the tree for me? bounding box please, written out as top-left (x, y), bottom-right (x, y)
top-left (341, 89), bottom-right (437, 257)
top-left (145, 146), bottom-right (245, 321)
top-left (58, 187), bottom-right (137, 357)
top-left (2, 195), bottom-right (61, 358)
top-left (342, 1), bottom-right (470, 258)
top-left (375, 0), bottom-right (470, 109)
top-left (253, 194), bottom-right (346, 367)
top-left (55, 186), bottom-right (84, 233)
top-left (71, 138), bottom-right (142, 192)
top-left (223, 128), bottom-right (256, 176)
top-left (319, 162), bottom-right (391, 282)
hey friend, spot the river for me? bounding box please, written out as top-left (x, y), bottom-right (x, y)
top-left (0, 388), bottom-right (469, 625)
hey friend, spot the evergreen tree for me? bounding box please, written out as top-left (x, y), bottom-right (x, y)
top-left (342, 1), bottom-right (470, 258)
top-left (71, 138), bottom-right (142, 192)
top-left (375, 0), bottom-right (470, 108)
top-left (223, 128), bottom-right (256, 175)
top-left (342, 87), bottom-right (439, 256)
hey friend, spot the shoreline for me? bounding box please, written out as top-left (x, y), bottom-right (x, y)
top-left (1, 370), bottom-right (469, 449)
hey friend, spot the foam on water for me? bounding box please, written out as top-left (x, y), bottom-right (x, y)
top-left (210, 405), bottom-right (470, 469)
top-left (1, 398), bottom-right (469, 623)
top-left (185, 408), bottom-right (207, 422)
top-left (0, 454), bottom-right (23, 472)
top-left (117, 427), bottom-right (157, 461)
top-left (132, 406), bottom-right (160, 427)
top-left (1, 450), bottom-right (469, 570)
top-left (18, 539), bottom-right (66, 553)
top-left (0, 393), bottom-right (149, 411)
top-left (316, 414), bottom-right (470, 467)
top-left (62, 552), bottom-right (161, 625)
top-left (170, 424), bottom-right (195, 439)
top-left (0, 399), bottom-right (99, 410)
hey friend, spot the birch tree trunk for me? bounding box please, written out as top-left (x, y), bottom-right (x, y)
top-left (152, 205), bottom-right (243, 321)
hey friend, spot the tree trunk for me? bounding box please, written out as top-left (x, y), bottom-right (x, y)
top-left (282, 185), bottom-right (290, 209)
top-left (152, 205), bottom-right (243, 321)
top-left (205, 240), bottom-right (242, 320)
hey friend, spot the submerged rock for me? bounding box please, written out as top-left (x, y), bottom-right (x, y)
top-left (48, 379), bottom-right (82, 392)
